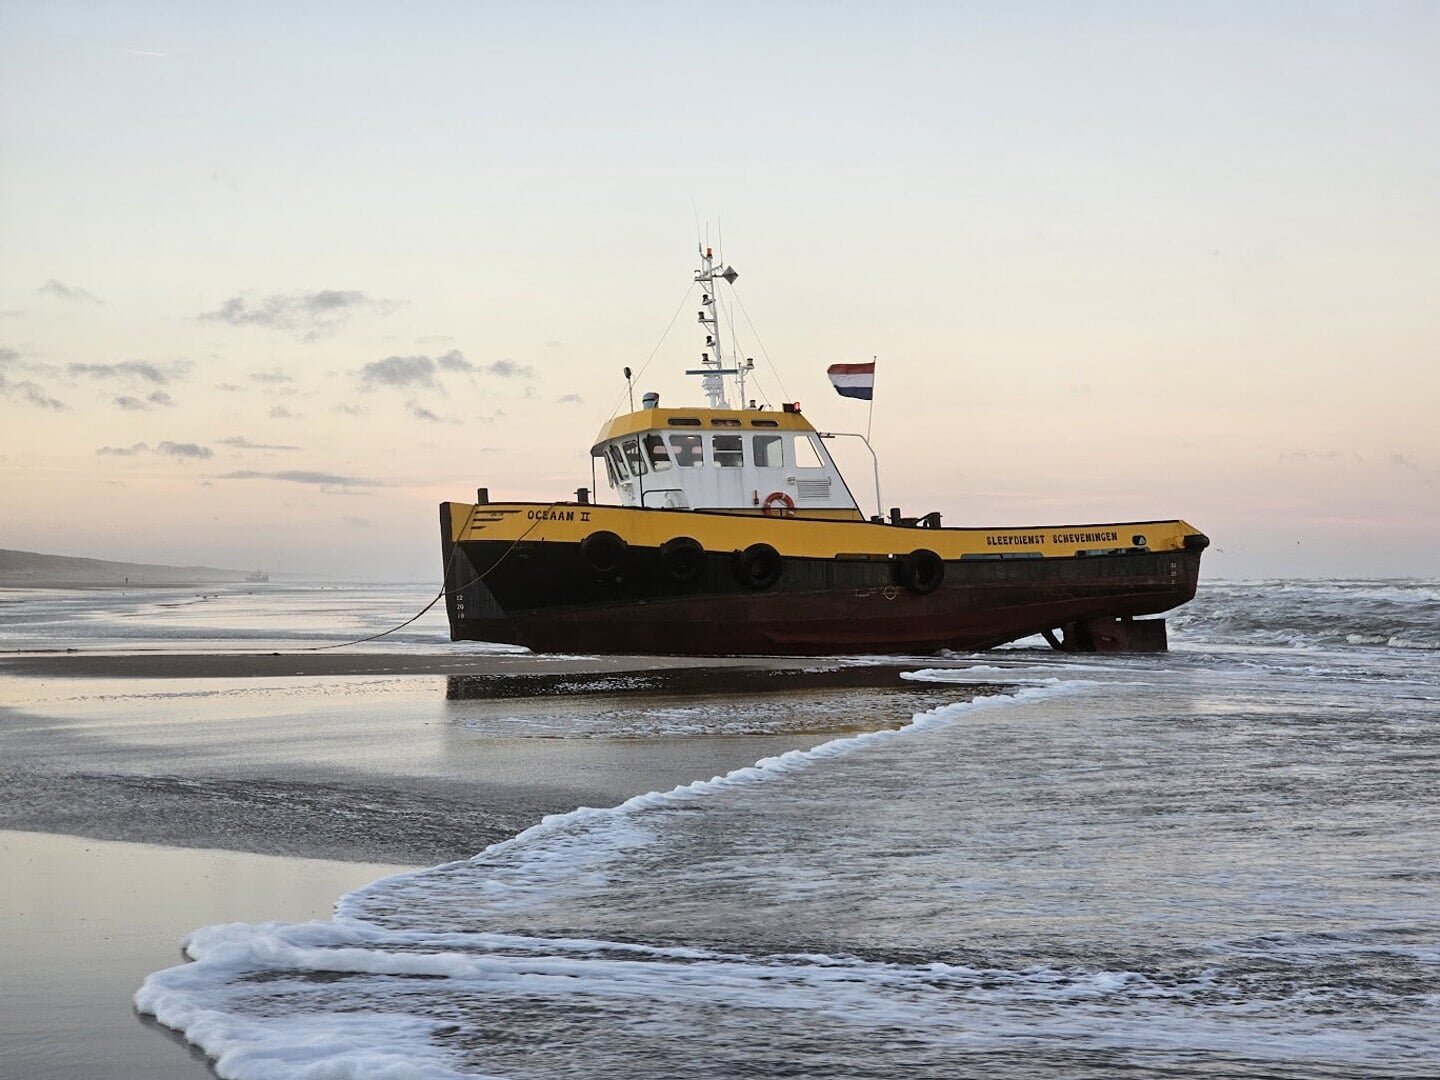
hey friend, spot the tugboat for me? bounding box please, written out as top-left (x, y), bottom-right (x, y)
top-left (440, 247), bottom-right (1208, 655)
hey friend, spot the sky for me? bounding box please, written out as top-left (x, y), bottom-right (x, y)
top-left (1, 1), bottom-right (1436, 581)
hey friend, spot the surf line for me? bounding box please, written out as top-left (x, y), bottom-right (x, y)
top-left (338, 680), bottom-right (1090, 917)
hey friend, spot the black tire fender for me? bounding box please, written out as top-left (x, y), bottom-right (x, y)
top-left (659, 536), bottom-right (706, 583)
top-left (896, 548), bottom-right (944, 594)
top-left (733, 542), bottom-right (784, 591)
top-left (580, 530), bottom-right (629, 574)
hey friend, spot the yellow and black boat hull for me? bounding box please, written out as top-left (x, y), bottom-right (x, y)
top-left (439, 502), bottom-right (1208, 656)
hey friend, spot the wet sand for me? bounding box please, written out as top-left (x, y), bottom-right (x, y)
top-left (0, 649), bottom-right (918, 681)
top-left (1, 829), bottom-right (413, 1080)
top-left (0, 649), bottom-right (972, 1077)
top-left (0, 654), bottom-right (936, 864)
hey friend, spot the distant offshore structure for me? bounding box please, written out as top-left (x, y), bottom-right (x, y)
top-left (245, 570), bottom-right (270, 584)
top-left (439, 245), bottom-right (1208, 655)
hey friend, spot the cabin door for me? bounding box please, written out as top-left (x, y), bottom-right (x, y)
top-left (709, 431), bottom-right (747, 508)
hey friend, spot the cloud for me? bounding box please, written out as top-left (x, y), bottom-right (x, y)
top-left (408, 402), bottom-right (459, 423)
top-left (1279, 450), bottom-right (1343, 463)
top-left (157, 441), bottom-right (213, 459)
top-left (556, 393), bottom-right (584, 404)
top-left (268, 405), bottom-right (294, 419)
top-left (250, 369), bottom-right (294, 384)
top-left (0, 373), bottom-right (65, 409)
top-left (96, 440), bottom-right (212, 459)
top-left (360, 354), bottom-right (441, 390)
top-left (483, 358), bottom-right (534, 378)
top-left (199, 290), bottom-right (398, 337)
top-left (1389, 454), bottom-right (1418, 470)
top-left (69, 359), bottom-right (188, 385)
top-left (1, 351), bottom-right (65, 406)
top-left (357, 349), bottom-right (530, 395)
top-left (437, 350), bottom-right (474, 372)
top-left (218, 436), bottom-right (301, 451)
top-left (333, 402), bottom-right (368, 416)
top-left (114, 390), bottom-right (175, 410)
top-left (216, 469), bottom-right (383, 487)
top-left (39, 279), bottom-right (103, 305)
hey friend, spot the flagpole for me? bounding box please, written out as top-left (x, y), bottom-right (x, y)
top-left (825, 358), bottom-right (882, 519)
top-left (868, 356), bottom-right (881, 518)
top-left (866, 355), bottom-right (876, 444)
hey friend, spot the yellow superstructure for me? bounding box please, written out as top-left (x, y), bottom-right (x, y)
top-left (591, 406), bottom-right (819, 443)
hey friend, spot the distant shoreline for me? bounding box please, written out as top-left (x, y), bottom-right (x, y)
top-left (0, 547), bottom-right (253, 589)
top-left (0, 580), bottom-right (251, 590)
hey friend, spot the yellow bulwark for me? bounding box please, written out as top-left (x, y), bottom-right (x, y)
top-left (445, 500), bottom-right (1203, 561)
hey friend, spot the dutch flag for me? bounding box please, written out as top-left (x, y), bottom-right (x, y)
top-left (827, 361), bottom-right (876, 401)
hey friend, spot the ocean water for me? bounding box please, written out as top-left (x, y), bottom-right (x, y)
top-left (0, 582), bottom-right (509, 654)
top-left (74, 581), bottom-right (1440, 1076)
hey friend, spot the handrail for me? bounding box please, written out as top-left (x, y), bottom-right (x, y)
top-left (816, 431), bottom-right (882, 520)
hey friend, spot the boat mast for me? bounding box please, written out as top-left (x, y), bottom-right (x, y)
top-left (691, 246), bottom-right (742, 409)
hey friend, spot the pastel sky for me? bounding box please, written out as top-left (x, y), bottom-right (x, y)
top-left (2, 2), bottom-right (1436, 580)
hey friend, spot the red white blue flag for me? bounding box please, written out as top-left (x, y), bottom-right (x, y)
top-left (827, 361), bottom-right (875, 401)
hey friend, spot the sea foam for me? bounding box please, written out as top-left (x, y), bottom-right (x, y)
top-left (137, 683), bottom-right (1085, 1078)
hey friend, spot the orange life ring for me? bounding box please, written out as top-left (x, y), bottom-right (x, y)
top-left (761, 491), bottom-right (795, 517)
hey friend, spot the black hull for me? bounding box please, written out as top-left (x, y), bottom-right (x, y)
top-left (441, 520), bottom-right (1202, 656)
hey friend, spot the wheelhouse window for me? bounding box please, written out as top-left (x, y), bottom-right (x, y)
top-left (643, 433), bottom-right (673, 472)
top-left (712, 434), bottom-right (743, 467)
top-left (668, 433), bottom-right (703, 467)
top-left (602, 453), bottom-right (619, 488)
top-left (792, 434), bottom-right (825, 469)
top-left (622, 438), bottom-right (647, 476)
top-left (607, 444), bottom-right (629, 480)
top-left (753, 434), bottom-right (783, 468)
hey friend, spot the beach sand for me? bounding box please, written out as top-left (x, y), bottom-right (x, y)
top-left (0, 650), bottom-right (963, 1077)
top-left (1, 829), bottom-right (413, 1080)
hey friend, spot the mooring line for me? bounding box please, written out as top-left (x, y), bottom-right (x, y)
top-left (298, 501), bottom-right (561, 652)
